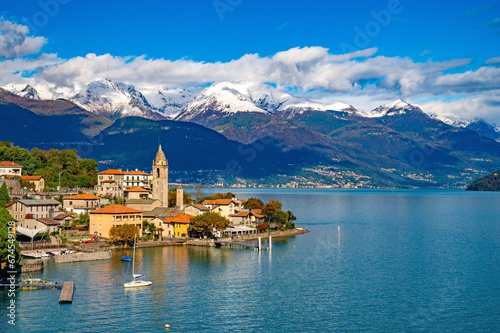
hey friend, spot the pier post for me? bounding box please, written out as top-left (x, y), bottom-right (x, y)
top-left (258, 237), bottom-right (261, 251)
top-left (269, 235), bottom-right (272, 250)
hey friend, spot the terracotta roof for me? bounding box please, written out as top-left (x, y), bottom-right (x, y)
top-left (98, 169), bottom-right (125, 175)
top-left (100, 180), bottom-right (115, 183)
top-left (21, 175), bottom-right (43, 181)
top-left (202, 199), bottom-right (235, 206)
top-left (188, 204), bottom-right (210, 211)
top-left (0, 161), bottom-right (23, 167)
top-left (36, 218), bottom-right (59, 225)
top-left (163, 213), bottom-right (192, 224)
top-left (229, 211), bottom-right (265, 218)
top-left (124, 171), bottom-right (150, 176)
top-left (63, 193), bottom-right (101, 200)
top-left (18, 199), bottom-right (60, 206)
top-left (124, 187), bottom-right (150, 192)
top-left (54, 213), bottom-right (71, 219)
top-left (90, 204), bottom-right (143, 214)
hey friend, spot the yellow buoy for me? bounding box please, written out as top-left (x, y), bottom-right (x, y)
top-left (293, 245), bottom-right (295, 248)
top-left (165, 324), bottom-right (170, 329)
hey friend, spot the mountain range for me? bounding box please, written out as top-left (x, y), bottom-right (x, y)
top-left (2, 80), bottom-right (500, 188)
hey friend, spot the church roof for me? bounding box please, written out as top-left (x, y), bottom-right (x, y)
top-left (155, 144), bottom-right (167, 161)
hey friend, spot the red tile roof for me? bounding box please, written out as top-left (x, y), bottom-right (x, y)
top-left (90, 204), bottom-right (143, 214)
top-left (202, 199), bottom-right (235, 206)
top-left (63, 193), bottom-right (101, 200)
top-left (229, 211), bottom-right (265, 218)
top-left (163, 213), bottom-right (193, 224)
top-left (0, 161), bottom-right (22, 167)
top-left (37, 218), bottom-right (59, 225)
top-left (124, 187), bottom-right (150, 192)
top-left (189, 204), bottom-right (210, 211)
top-left (100, 180), bottom-right (115, 183)
top-left (98, 169), bottom-right (125, 175)
top-left (124, 171), bottom-right (150, 176)
top-left (54, 213), bottom-right (71, 219)
top-left (21, 175), bottom-right (43, 181)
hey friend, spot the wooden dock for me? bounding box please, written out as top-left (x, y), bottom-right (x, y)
top-left (59, 281), bottom-right (75, 304)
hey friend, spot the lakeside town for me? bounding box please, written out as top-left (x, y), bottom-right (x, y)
top-left (0, 143), bottom-right (304, 271)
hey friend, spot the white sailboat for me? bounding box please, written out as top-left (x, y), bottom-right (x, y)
top-left (124, 236), bottom-right (152, 288)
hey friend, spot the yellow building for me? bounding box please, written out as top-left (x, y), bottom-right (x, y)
top-left (164, 213), bottom-right (192, 238)
top-left (21, 175), bottom-right (45, 192)
top-left (89, 204), bottom-right (143, 238)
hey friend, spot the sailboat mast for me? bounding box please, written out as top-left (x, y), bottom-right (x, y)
top-left (132, 235), bottom-right (136, 276)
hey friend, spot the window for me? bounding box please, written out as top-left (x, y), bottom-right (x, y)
top-left (69, 201), bottom-right (72, 206)
top-left (92, 224), bottom-right (95, 229)
top-left (20, 223), bottom-right (22, 227)
top-left (99, 224), bottom-right (101, 229)
top-left (20, 215), bottom-right (23, 220)
top-left (34, 225), bottom-right (36, 229)
top-left (15, 214), bottom-right (17, 219)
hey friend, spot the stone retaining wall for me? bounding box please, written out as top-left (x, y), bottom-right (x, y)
top-left (54, 251), bottom-right (112, 263)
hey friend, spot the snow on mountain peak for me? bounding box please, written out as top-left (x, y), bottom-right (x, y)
top-left (366, 99), bottom-right (421, 117)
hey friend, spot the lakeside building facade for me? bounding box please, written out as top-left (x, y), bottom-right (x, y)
top-left (63, 193), bottom-right (101, 214)
top-left (89, 204), bottom-right (143, 238)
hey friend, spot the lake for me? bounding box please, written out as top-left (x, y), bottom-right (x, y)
top-left (1, 189), bottom-right (499, 332)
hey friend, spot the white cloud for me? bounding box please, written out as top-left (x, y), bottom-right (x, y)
top-left (1, 19), bottom-right (500, 123)
top-left (0, 19), bottom-right (46, 59)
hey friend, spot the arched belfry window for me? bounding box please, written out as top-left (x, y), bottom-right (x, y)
top-left (156, 168), bottom-right (160, 178)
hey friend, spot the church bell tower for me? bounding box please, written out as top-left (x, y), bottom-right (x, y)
top-left (152, 144), bottom-right (169, 207)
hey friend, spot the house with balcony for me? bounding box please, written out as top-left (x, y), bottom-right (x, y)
top-left (228, 210), bottom-right (265, 226)
top-left (63, 193), bottom-right (101, 214)
top-left (95, 169), bottom-right (125, 198)
top-left (123, 170), bottom-right (150, 189)
top-left (0, 161), bottom-right (22, 177)
top-left (89, 204), bottom-right (143, 238)
top-left (202, 199), bottom-right (240, 218)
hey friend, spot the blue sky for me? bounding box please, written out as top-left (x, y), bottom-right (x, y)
top-left (1, 0), bottom-right (500, 121)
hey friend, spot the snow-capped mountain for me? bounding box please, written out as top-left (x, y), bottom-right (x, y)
top-left (142, 87), bottom-right (203, 118)
top-left (72, 79), bottom-right (166, 120)
top-left (175, 81), bottom-right (357, 122)
top-left (365, 99), bottom-right (425, 118)
top-left (3, 84), bottom-right (41, 100)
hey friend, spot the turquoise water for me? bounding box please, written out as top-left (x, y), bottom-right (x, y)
top-left (2, 189), bottom-right (500, 332)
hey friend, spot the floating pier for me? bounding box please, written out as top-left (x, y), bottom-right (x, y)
top-left (59, 281), bottom-right (75, 304)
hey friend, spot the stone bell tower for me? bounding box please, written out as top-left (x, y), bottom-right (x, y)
top-left (152, 144), bottom-right (169, 207)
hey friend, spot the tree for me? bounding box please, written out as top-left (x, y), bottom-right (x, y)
top-left (168, 188), bottom-right (193, 207)
top-left (272, 210), bottom-right (289, 225)
top-left (193, 185), bottom-right (205, 202)
top-left (256, 223), bottom-right (269, 232)
top-left (244, 197), bottom-right (264, 210)
top-left (263, 200), bottom-right (282, 218)
top-left (109, 224), bottom-right (139, 245)
top-left (142, 220), bottom-right (157, 240)
top-left (0, 183), bottom-right (10, 208)
top-left (191, 212), bottom-right (230, 236)
top-left (0, 208), bottom-right (21, 266)
top-left (78, 212), bottom-right (89, 227)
